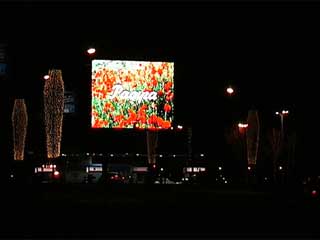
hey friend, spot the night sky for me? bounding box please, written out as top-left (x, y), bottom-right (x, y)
top-left (0, 1), bottom-right (318, 173)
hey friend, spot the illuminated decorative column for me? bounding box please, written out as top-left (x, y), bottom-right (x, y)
top-left (12, 99), bottom-right (28, 161)
top-left (44, 69), bottom-right (64, 159)
top-left (246, 110), bottom-right (260, 166)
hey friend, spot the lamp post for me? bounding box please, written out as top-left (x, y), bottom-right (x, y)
top-left (238, 123), bottom-right (249, 184)
top-left (275, 110), bottom-right (289, 184)
top-left (226, 86), bottom-right (234, 96)
top-left (87, 47), bottom-right (96, 55)
top-left (275, 110), bottom-right (289, 140)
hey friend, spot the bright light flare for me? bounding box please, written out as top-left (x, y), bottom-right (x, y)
top-left (226, 87), bottom-right (234, 95)
top-left (311, 190), bottom-right (318, 197)
top-left (276, 110), bottom-right (289, 115)
top-left (87, 48), bottom-right (96, 55)
top-left (238, 123), bottom-right (248, 128)
top-left (43, 75), bottom-right (49, 80)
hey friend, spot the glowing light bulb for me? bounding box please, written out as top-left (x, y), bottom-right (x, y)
top-left (226, 87), bottom-right (234, 95)
top-left (87, 48), bottom-right (96, 55)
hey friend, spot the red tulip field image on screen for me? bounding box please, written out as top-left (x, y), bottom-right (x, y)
top-left (91, 60), bottom-right (174, 129)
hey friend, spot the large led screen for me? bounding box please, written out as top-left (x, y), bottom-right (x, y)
top-left (91, 60), bottom-right (174, 129)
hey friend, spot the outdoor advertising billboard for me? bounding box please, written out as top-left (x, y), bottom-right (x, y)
top-left (91, 60), bottom-right (174, 130)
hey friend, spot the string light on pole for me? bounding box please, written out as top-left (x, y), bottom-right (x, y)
top-left (12, 99), bottom-right (28, 160)
top-left (43, 69), bottom-right (65, 159)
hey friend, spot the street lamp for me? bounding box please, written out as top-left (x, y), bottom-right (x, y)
top-left (226, 86), bottom-right (234, 95)
top-left (238, 123), bottom-right (248, 129)
top-left (275, 110), bottom-right (289, 138)
top-left (177, 125), bottom-right (183, 130)
top-left (87, 47), bottom-right (96, 55)
top-left (238, 122), bottom-right (248, 134)
top-left (238, 122), bottom-right (249, 183)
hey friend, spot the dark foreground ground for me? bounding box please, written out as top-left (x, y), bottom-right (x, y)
top-left (1, 183), bottom-right (319, 238)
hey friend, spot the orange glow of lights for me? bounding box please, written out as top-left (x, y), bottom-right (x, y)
top-left (12, 99), bottom-right (28, 161)
top-left (44, 69), bottom-right (64, 159)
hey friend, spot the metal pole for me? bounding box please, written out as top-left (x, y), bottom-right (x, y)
top-left (280, 114), bottom-right (284, 141)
